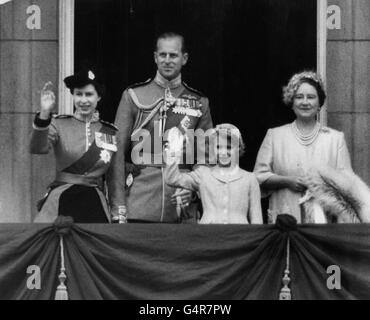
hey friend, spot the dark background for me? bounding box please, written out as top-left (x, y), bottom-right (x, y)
top-left (75, 0), bottom-right (316, 172)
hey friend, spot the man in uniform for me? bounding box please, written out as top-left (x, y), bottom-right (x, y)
top-left (108, 32), bottom-right (213, 223)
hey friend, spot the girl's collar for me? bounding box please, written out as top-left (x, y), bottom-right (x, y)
top-left (211, 165), bottom-right (243, 183)
top-left (213, 165), bottom-right (240, 176)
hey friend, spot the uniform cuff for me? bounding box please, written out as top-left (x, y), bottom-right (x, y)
top-left (34, 112), bottom-right (52, 129)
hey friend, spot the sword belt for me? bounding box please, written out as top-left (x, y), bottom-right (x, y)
top-left (55, 172), bottom-right (101, 187)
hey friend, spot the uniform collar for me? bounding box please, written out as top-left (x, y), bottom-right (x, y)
top-left (154, 71), bottom-right (182, 89)
top-left (73, 110), bottom-right (100, 123)
top-left (211, 166), bottom-right (243, 183)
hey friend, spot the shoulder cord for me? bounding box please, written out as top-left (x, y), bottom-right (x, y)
top-left (128, 89), bottom-right (164, 138)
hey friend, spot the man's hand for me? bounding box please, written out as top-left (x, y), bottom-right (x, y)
top-left (171, 189), bottom-right (192, 206)
top-left (111, 205), bottom-right (128, 223)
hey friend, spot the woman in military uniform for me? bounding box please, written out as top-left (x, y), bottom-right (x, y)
top-left (30, 69), bottom-right (117, 223)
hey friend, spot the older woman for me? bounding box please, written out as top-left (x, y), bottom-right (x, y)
top-left (30, 69), bottom-right (117, 223)
top-left (253, 71), bottom-right (352, 223)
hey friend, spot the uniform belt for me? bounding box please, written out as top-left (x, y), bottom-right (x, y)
top-left (55, 172), bottom-right (100, 187)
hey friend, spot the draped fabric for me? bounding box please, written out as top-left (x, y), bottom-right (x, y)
top-left (0, 220), bottom-right (370, 300)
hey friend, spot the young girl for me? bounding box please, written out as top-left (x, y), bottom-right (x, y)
top-left (164, 124), bottom-right (263, 224)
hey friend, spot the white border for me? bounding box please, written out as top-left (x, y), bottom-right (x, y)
top-left (58, 0), bottom-right (74, 114)
top-left (317, 0), bottom-right (327, 126)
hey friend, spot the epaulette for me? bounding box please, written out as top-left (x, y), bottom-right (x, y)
top-left (127, 78), bottom-right (152, 90)
top-left (182, 82), bottom-right (205, 97)
top-left (53, 114), bottom-right (73, 119)
top-left (100, 119), bottom-right (118, 131)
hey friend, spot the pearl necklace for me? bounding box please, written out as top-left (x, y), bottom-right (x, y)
top-left (291, 121), bottom-right (321, 146)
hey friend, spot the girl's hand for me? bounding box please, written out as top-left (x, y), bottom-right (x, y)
top-left (164, 127), bottom-right (184, 165)
top-left (40, 82), bottom-right (55, 118)
top-left (167, 127), bottom-right (184, 155)
top-left (163, 145), bottom-right (177, 165)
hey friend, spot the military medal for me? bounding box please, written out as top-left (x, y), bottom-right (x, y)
top-left (100, 149), bottom-right (111, 163)
top-left (181, 94), bottom-right (197, 100)
top-left (126, 173), bottom-right (134, 188)
top-left (95, 132), bottom-right (117, 152)
top-left (172, 106), bottom-right (202, 117)
top-left (172, 98), bottom-right (202, 118)
top-left (164, 88), bottom-right (176, 107)
top-left (180, 116), bottom-right (191, 132)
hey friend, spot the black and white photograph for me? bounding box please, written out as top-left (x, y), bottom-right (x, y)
top-left (0, 0), bottom-right (370, 304)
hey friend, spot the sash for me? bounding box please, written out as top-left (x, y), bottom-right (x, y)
top-left (36, 176), bottom-right (100, 212)
top-left (63, 125), bottom-right (116, 175)
top-left (36, 181), bottom-right (65, 212)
